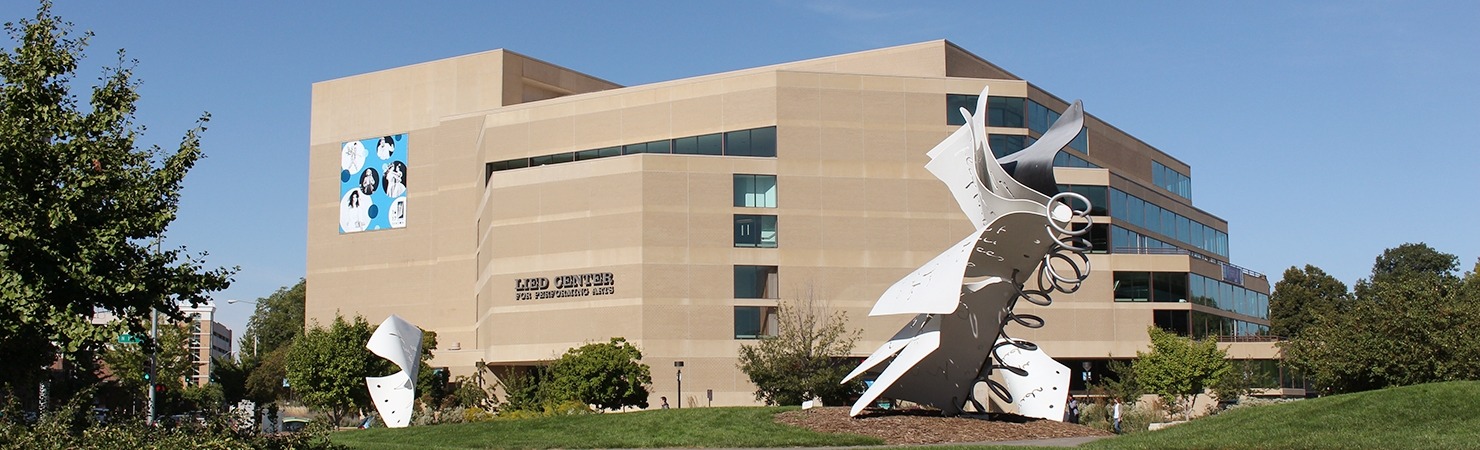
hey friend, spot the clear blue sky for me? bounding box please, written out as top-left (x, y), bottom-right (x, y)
top-left (3, 1), bottom-right (1476, 348)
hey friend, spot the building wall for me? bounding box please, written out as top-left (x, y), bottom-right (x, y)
top-left (307, 40), bottom-right (1280, 408)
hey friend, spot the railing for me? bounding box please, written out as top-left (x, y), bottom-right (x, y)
top-left (1211, 334), bottom-right (1283, 343)
top-left (1112, 246), bottom-right (1267, 279)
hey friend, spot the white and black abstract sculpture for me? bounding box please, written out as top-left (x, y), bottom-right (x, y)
top-left (366, 315), bottom-right (423, 428)
top-left (843, 86), bottom-right (1093, 419)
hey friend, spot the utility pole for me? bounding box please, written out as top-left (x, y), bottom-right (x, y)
top-left (147, 235), bottom-right (159, 426)
top-left (147, 307), bottom-right (157, 426)
top-left (674, 361), bottom-right (684, 409)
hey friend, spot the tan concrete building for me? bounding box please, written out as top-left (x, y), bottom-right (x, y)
top-left (180, 302), bottom-right (232, 387)
top-left (306, 40), bottom-right (1287, 408)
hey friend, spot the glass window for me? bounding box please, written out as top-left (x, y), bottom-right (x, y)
top-left (575, 149), bottom-right (601, 161)
top-left (1087, 223), bottom-right (1109, 253)
top-left (1110, 189), bottom-right (1127, 221)
top-left (598, 146), bottom-right (622, 158)
top-left (1068, 128), bottom-right (1088, 153)
top-left (697, 133), bottom-right (723, 155)
top-left (1053, 152), bottom-right (1100, 168)
top-left (1177, 216), bottom-right (1191, 243)
top-left (530, 155), bottom-right (554, 167)
top-left (1154, 310), bottom-right (1190, 336)
top-left (734, 306), bottom-right (778, 339)
top-left (551, 152), bottom-right (574, 164)
top-left (1128, 197), bottom-right (1144, 229)
top-left (946, 94), bottom-right (976, 126)
top-left (725, 127), bottom-right (777, 157)
top-left (1114, 271), bottom-right (1150, 302)
top-left (673, 136), bottom-right (697, 154)
top-left (734, 265), bottom-right (779, 299)
top-left (1152, 272), bottom-right (1188, 303)
top-left (989, 134), bottom-right (1029, 159)
top-left (989, 96), bottom-right (1025, 128)
top-left (734, 174), bottom-right (777, 208)
top-left (734, 214), bottom-right (778, 248)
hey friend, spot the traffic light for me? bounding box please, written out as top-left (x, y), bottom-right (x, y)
top-left (154, 384), bottom-right (166, 394)
top-left (143, 361), bottom-right (154, 381)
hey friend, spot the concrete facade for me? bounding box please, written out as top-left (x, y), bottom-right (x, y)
top-left (307, 40), bottom-right (1282, 408)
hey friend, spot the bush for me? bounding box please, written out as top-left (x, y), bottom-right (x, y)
top-left (1078, 399), bottom-right (1163, 434)
top-left (0, 392), bottom-right (343, 449)
top-left (462, 407), bottom-right (496, 423)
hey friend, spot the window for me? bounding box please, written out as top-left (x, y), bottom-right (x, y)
top-left (1153, 161), bottom-right (1192, 199)
top-left (1057, 185), bottom-right (1108, 217)
top-left (946, 94), bottom-right (1027, 128)
top-left (674, 133), bottom-right (723, 155)
top-left (1027, 100), bottom-right (1060, 135)
top-left (1068, 128), bottom-right (1088, 153)
top-left (734, 214), bottom-right (777, 248)
top-left (1152, 272), bottom-right (1188, 303)
top-left (734, 265), bottom-right (779, 299)
top-left (1154, 310), bottom-right (1190, 336)
top-left (733, 174), bottom-right (777, 208)
top-left (988, 134), bottom-right (1030, 159)
top-left (1113, 271), bottom-right (1150, 302)
top-left (1054, 152), bottom-right (1099, 168)
top-left (724, 127), bottom-right (777, 157)
top-left (623, 140), bottom-right (670, 155)
top-left (734, 306), bottom-right (778, 339)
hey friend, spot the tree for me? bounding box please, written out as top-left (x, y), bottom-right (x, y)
top-left (240, 279), bottom-right (306, 361)
top-left (0, 2), bottom-right (234, 392)
top-left (1132, 326), bottom-right (1230, 419)
top-left (285, 315), bottom-right (439, 425)
top-left (100, 317), bottom-right (195, 406)
top-left (737, 287), bottom-right (862, 406)
top-left (1268, 265), bottom-right (1349, 339)
top-left (284, 315), bottom-right (386, 426)
top-left (211, 355), bottom-right (254, 407)
top-left (245, 346), bottom-right (289, 405)
top-left (1369, 242), bottom-right (1459, 282)
top-left (1282, 244), bottom-right (1480, 394)
top-left (545, 337), bottom-right (652, 411)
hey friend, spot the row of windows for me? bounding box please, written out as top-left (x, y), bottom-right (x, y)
top-left (1153, 161), bottom-right (1192, 199)
top-left (485, 126), bottom-right (778, 176)
top-left (1190, 273), bottom-right (1269, 320)
top-left (1054, 152), bottom-right (1100, 169)
top-left (1154, 310), bottom-right (1271, 340)
top-left (1110, 225), bottom-right (1178, 254)
top-left (1113, 271), bottom-right (1268, 319)
top-left (946, 94), bottom-right (1088, 153)
top-left (1109, 188), bottom-right (1229, 258)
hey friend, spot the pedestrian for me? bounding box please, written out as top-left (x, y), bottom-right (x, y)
top-left (1112, 398), bottom-right (1123, 434)
top-left (661, 396), bottom-right (670, 409)
top-left (1066, 396), bottom-right (1080, 424)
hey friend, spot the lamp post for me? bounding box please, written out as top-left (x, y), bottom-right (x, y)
top-left (674, 361), bottom-right (684, 409)
top-left (226, 299), bottom-right (259, 358)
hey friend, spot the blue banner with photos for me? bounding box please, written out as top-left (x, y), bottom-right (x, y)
top-left (339, 134), bottom-right (408, 233)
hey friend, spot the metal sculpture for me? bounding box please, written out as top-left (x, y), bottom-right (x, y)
top-left (366, 314), bottom-right (423, 428)
top-left (843, 86), bottom-right (1092, 419)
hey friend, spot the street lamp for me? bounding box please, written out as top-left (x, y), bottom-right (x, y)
top-left (226, 299), bottom-right (259, 357)
top-left (674, 361), bottom-right (685, 409)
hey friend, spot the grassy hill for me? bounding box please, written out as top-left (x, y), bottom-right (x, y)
top-left (1076, 380), bottom-right (1480, 450)
top-left (331, 406), bottom-right (880, 449)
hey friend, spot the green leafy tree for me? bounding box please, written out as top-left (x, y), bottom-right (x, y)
top-left (1094, 358), bottom-right (1143, 404)
top-left (284, 315), bottom-right (387, 426)
top-left (245, 346), bottom-right (289, 406)
top-left (496, 367), bottom-right (546, 413)
top-left (546, 337), bottom-right (652, 411)
top-left (1282, 245), bottom-right (1479, 394)
top-left (448, 375), bottom-right (493, 409)
top-left (100, 318), bottom-right (195, 406)
top-left (1132, 326), bottom-right (1231, 419)
top-left (210, 355), bottom-right (254, 407)
top-left (0, 1), bottom-right (234, 394)
top-left (737, 287), bottom-right (862, 406)
top-left (239, 279), bottom-right (305, 361)
top-left (1268, 265), bottom-right (1349, 339)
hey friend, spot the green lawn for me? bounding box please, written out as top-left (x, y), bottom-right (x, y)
top-left (943, 381), bottom-right (1480, 450)
top-left (332, 406), bottom-right (881, 449)
top-left (337, 382), bottom-right (1480, 450)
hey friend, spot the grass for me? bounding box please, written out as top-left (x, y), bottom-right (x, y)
top-left (338, 382), bottom-right (1480, 450)
top-left (944, 380), bottom-right (1480, 450)
top-left (331, 406), bottom-right (882, 449)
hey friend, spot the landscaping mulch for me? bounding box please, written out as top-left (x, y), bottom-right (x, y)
top-left (775, 407), bottom-right (1112, 445)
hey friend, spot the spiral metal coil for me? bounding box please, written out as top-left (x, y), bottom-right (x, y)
top-left (972, 192), bottom-right (1093, 407)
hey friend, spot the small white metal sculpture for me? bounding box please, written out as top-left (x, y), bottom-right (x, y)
top-left (366, 315), bottom-right (423, 428)
top-left (844, 86), bottom-right (1092, 420)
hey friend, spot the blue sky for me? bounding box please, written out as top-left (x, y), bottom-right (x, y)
top-left (3, 1), bottom-right (1476, 347)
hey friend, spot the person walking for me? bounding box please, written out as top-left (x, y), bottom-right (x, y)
top-left (1066, 396), bottom-right (1080, 424)
top-left (1112, 398), bottom-right (1123, 434)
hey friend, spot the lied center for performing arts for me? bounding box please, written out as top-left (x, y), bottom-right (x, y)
top-left (307, 40), bottom-right (1293, 408)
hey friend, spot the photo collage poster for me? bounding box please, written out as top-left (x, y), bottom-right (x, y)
top-left (340, 134), bottom-right (408, 233)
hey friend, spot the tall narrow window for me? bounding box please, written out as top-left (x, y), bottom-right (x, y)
top-left (734, 306), bottom-right (779, 339)
top-left (733, 174), bottom-right (777, 208)
top-left (734, 214), bottom-right (777, 248)
top-left (734, 265), bottom-right (779, 299)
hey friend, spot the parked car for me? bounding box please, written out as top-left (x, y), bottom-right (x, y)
top-left (281, 417), bottom-right (311, 433)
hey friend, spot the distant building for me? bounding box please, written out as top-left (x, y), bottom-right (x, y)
top-left (306, 40), bottom-right (1290, 407)
top-left (180, 302), bottom-right (233, 386)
